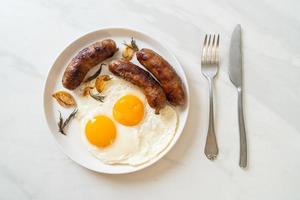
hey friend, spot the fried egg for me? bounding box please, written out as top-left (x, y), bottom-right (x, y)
top-left (75, 75), bottom-right (178, 166)
top-left (80, 108), bottom-right (140, 164)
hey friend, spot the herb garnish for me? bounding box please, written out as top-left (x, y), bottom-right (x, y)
top-left (57, 108), bottom-right (78, 135)
top-left (123, 37), bottom-right (139, 51)
top-left (58, 111), bottom-right (64, 134)
top-left (89, 91), bottom-right (105, 102)
top-left (84, 63), bottom-right (105, 83)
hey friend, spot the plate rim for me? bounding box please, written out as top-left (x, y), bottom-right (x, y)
top-left (43, 27), bottom-right (190, 174)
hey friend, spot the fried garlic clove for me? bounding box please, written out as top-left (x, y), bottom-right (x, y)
top-left (52, 91), bottom-right (76, 108)
top-left (122, 45), bottom-right (135, 61)
top-left (95, 75), bottom-right (111, 93)
top-left (82, 86), bottom-right (94, 96)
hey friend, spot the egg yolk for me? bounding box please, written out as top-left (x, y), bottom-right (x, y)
top-left (85, 115), bottom-right (116, 148)
top-left (113, 95), bottom-right (144, 126)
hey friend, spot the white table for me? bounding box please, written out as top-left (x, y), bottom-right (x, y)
top-left (1, 0), bottom-right (300, 199)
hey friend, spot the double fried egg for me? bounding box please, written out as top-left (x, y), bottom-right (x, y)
top-left (75, 76), bottom-right (177, 166)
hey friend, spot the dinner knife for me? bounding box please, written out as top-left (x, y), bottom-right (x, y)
top-left (229, 24), bottom-right (247, 168)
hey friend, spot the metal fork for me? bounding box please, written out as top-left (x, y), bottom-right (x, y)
top-left (201, 34), bottom-right (220, 160)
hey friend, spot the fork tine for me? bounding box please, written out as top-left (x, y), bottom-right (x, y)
top-left (216, 34), bottom-right (220, 64)
top-left (212, 34), bottom-right (216, 46)
top-left (203, 34), bottom-right (208, 46)
top-left (201, 34), bottom-right (208, 63)
top-left (211, 34), bottom-right (216, 64)
top-left (208, 35), bottom-right (212, 64)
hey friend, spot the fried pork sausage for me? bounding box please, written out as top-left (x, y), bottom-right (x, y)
top-left (109, 60), bottom-right (166, 114)
top-left (62, 39), bottom-right (118, 90)
top-left (136, 48), bottom-right (185, 106)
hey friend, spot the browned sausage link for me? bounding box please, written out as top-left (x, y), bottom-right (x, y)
top-left (62, 39), bottom-right (118, 90)
top-left (136, 48), bottom-right (185, 106)
top-left (109, 60), bottom-right (166, 114)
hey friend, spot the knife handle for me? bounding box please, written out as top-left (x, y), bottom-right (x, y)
top-left (237, 88), bottom-right (247, 168)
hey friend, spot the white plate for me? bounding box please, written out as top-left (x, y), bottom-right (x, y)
top-left (43, 28), bottom-right (190, 174)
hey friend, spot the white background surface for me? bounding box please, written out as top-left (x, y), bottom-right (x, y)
top-left (1, 0), bottom-right (300, 199)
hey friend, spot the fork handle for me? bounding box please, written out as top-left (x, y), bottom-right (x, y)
top-left (238, 88), bottom-right (247, 168)
top-left (204, 78), bottom-right (218, 160)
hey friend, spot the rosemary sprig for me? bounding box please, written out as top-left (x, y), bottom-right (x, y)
top-left (89, 91), bottom-right (105, 102)
top-left (130, 37), bottom-right (139, 51)
top-left (63, 108), bottom-right (78, 129)
top-left (57, 108), bottom-right (78, 135)
top-left (84, 63), bottom-right (105, 83)
top-left (123, 37), bottom-right (139, 51)
top-left (58, 111), bottom-right (65, 135)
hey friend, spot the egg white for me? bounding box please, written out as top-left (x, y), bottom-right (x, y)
top-left (115, 105), bottom-right (178, 166)
top-left (80, 107), bottom-right (140, 164)
top-left (76, 75), bottom-right (178, 166)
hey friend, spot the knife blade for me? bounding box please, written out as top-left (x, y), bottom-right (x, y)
top-left (229, 24), bottom-right (242, 87)
top-left (229, 24), bottom-right (247, 168)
